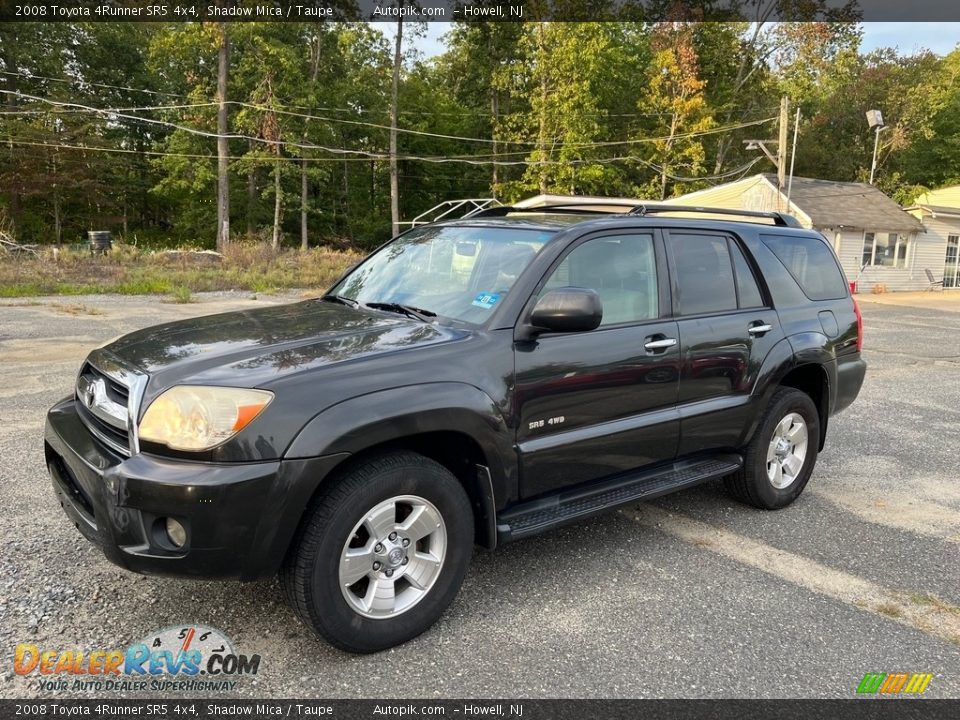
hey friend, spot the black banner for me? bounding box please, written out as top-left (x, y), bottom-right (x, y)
top-left (1, 700), bottom-right (959, 719)
top-left (0, 0), bottom-right (959, 23)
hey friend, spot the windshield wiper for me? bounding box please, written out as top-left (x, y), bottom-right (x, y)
top-left (321, 294), bottom-right (359, 308)
top-left (364, 302), bottom-right (436, 322)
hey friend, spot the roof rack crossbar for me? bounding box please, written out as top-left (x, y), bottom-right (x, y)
top-left (626, 204), bottom-right (801, 228)
top-left (470, 204), bottom-right (622, 218)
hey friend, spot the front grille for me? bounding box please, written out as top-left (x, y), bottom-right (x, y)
top-left (76, 361), bottom-right (132, 456)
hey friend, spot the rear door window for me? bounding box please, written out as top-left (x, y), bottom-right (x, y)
top-left (761, 233), bottom-right (848, 300)
top-left (670, 233), bottom-right (738, 316)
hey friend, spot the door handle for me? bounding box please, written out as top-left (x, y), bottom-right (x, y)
top-left (748, 324), bottom-right (773, 335)
top-left (644, 338), bottom-right (678, 351)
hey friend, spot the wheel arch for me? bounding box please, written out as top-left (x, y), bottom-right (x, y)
top-left (281, 383), bottom-right (515, 555)
top-left (777, 363), bottom-right (830, 450)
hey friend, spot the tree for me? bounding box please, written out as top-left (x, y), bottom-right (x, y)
top-left (390, 11), bottom-right (403, 237)
top-left (216, 18), bottom-right (230, 252)
top-left (497, 22), bottom-right (648, 200)
top-left (635, 23), bottom-right (715, 199)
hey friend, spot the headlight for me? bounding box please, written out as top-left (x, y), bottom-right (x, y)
top-left (138, 386), bottom-right (273, 451)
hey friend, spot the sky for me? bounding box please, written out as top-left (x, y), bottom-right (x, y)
top-left (379, 22), bottom-right (960, 60)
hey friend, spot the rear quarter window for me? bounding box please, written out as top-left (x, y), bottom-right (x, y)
top-left (760, 234), bottom-right (848, 301)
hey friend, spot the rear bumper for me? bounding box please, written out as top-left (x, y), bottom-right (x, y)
top-left (833, 353), bottom-right (867, 415)
top-left (44, 397), bottom-right (347, 581)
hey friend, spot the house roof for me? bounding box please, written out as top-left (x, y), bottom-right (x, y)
top-left (760, 174), bottom-right (923, 233)
top-left (905, 203), bottom-right (960, 218)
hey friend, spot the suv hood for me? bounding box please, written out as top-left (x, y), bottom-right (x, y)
top-left (103, 299), bottom-right (468, 387)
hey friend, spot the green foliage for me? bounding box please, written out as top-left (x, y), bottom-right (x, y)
top-left (1, 19), bottom-right (959, 255)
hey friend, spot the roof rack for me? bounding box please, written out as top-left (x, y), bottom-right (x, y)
top-left (399, 198), bottom-right (503, 228)
top-left (471, 202), bottom-right (803, 228)
top-left (626, 204), bottom-right (802, 228)
top-left (470, 204), bottom-right (623, 217)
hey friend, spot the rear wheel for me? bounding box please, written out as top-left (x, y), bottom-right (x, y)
top-left (282, 451), bottom-right (473, 653)
top-left (724, 387), bottom-right (820, 509)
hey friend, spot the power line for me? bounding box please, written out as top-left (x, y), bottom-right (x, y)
top-left (0, 91), bottom-right (778, 164)
top-left (2, 138), bottom-right (771, 184)
top-left (0, 70), bottom-right (780, 121)
top-left (0, 93), bottom-right (775, 148)
top-left (0, 102), bottom-right (219, 115)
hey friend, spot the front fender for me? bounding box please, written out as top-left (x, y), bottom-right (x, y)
top-left (285, 382), bottom-right (517, 508)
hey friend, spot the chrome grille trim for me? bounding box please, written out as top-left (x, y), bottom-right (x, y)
top-left (75, 348), bottom-right (148, 456)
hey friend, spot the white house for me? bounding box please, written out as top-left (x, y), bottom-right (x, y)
top-left (672, 174), bottom-right (938, 292)
top-left (905, 186), bottom-right (960, 289)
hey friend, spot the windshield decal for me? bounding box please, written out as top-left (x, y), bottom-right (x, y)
top-left (472, 293), bottom-right (501, 310)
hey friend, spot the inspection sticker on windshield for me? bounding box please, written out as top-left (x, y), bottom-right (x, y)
top-left (472, 292), bottom-right (501, 309)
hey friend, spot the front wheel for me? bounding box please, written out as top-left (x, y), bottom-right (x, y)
top-left (282, 452), bottom-right (474, 653)
top-left (724, 387), bottom-right (820, 509)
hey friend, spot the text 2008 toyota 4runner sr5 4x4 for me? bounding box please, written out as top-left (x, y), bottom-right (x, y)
top-left (45, 202), bottom-right (866, 653)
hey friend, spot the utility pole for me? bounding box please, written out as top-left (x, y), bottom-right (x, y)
top-left (787, 107), bottom-right (801, 207)
top-left (867, 109), bottom-right (887, 185)
top-left (743, 96), bottom-right (790, 209)
top-left (777, 96), bottom-right (789, 192)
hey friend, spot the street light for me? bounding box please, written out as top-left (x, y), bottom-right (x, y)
top-left (867, 109), bottom-right (887, 185)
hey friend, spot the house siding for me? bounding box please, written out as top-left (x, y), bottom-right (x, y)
top-left (671, 176), bottom-right (813, 226)
top-left (832, 227), bottom-right (943, 292)
top-left (907, 211), bottom-right (959, 289)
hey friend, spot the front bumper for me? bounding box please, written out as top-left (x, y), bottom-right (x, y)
top-left (44, 397), bottom-right (346, 581)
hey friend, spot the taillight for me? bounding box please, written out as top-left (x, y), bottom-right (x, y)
top-left (852, 297), bottom-right (863, 352)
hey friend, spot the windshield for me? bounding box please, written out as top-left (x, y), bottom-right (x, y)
top-left (330, 225), bottom-right (555, 324)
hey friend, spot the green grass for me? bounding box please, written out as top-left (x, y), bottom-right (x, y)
top-left (166, 286), bottom-right (194, 304)
top-left (0, 243), bottom-right (360, 298)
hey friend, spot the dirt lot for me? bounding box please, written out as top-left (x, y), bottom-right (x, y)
top-left (0, 292), bottom-right (958, 699)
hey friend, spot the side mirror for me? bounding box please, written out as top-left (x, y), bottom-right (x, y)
top-left (524, 287), bottom-right (603, 338)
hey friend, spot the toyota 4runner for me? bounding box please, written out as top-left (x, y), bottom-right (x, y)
top-left (45, 202), bottom-right (866, 653)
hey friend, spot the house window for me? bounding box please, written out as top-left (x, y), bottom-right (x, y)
top-left (862, 231), bottom-right (909, 268)
top-left (945, 235), bottom-right (960, 288)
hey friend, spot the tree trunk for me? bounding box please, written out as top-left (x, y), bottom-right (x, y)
top-left (300, 156), bottom-right (309, 251)
top-left (216, 17), bottom-right (231, 252)
top-left (491, 89), bottom-right (499, 196)
top-left (272, 156), bottom-right (281, 249)
top-left (389, 13), bottom-right (403, 237)
top-left (537, 22), bottom-right (548, 195)
top-left (1, 38), bottom-right (21, 232)
top-left (246, 159), bottom-right (256, 237)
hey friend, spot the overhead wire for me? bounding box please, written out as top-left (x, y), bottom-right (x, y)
top-left (0, 90), bottom-right (777, 165)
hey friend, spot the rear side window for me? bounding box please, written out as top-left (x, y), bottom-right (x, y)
top-left (730, 241), bottom-right (764, 308)
top-left (762, 234), bottom-right (848, 301)
top-left (671, 233), bottom-right (738, 315)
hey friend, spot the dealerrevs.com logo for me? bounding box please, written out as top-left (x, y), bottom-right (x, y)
top-left (13, 625), bottom-right (260, 693)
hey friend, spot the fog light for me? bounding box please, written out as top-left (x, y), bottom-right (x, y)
top-left (165, 517), bottom-right (187, 548)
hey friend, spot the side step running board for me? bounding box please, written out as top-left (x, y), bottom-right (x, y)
top-left (497, 454), bottom-right (742, 543)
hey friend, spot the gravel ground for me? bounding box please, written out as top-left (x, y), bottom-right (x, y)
top-left (0, 292), bottom-right (958, 699)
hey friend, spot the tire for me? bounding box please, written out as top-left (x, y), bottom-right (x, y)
top-left (281, 451), bottom-right (473, 653)
top-left (724, 387), bottom-right (820, 510)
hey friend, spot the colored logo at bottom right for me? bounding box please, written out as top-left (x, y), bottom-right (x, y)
top-left (857, 672), bottom-right (933, 695)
